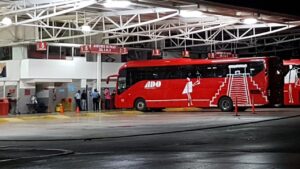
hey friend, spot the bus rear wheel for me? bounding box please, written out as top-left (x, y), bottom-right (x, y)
top-left (218, 97), bottom-right (233, 112)
top-left (135, 98), bottom-right (147, 112)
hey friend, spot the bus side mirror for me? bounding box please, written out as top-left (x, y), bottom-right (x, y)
top-left (106, 74), bottom-right (119, 84)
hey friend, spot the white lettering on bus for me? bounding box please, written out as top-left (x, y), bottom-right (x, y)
top-left (144, 81), bottom-right (161, 89)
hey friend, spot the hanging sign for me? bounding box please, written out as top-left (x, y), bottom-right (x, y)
top-left (36, 42), bottom-right (47, 51)
top-left (24, 89), bottom-right (31, 96)
top-left (152, 49), bottom-right (161, 56)
top-left (80, 44), bottom-right (128, 54)
top-left (208, 52), bottom-right (237, 59)
top-left (9, 89), bottom-right (16, 94)
top-left (120, 47), bottom-right (128, 54)
top-left (182, 50), bottom-right (190, 58)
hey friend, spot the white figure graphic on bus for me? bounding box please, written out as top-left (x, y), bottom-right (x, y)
top-left (182, 71), bottom-right (201, 106)
top-left (286, 66), bottom-right (300, 103)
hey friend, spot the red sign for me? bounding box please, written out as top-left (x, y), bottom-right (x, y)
top-left (80, 44), bottom-right (128, 54)
top-left (25, 89), bottom-right (31, 96)
top-left (152, 49), bottom-right (161, 56)
top-left (182, 50), bottom-right (190, 58)
top-left (208, 52), bottom-right (237, 59)
top-left (36, 42), bottom-right (47, 51)
top-left (120, 47), bottom-right (128, 54)
top-left (9, 89), bottom-right (15, 94)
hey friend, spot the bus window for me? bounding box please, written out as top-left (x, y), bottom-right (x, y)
top-left (181, 65), bottom-right (196, 78)
top-left (152, 67), bottom-right (166, 79)
top-left (215, 64), bottom-right (228, 77)
top-left (282, 65), bottom-right (290, 77)
top-left (248, 62), bottom-right (264, 76)
top-left (165, 66), bottom-right (181, 79)
top-left (295, 66), bottom-right (300, 78)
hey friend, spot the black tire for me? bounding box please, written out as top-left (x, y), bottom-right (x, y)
top-left (218, 97), bottom-right (234, 112)
top-left (134, 98), bottom-right (147, 112)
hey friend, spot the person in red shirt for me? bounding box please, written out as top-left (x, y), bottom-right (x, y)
top-left (104, 88), bottom-right (111, 110)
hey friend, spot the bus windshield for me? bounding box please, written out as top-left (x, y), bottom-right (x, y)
top-left (117, 69), bottom-right (127, 94)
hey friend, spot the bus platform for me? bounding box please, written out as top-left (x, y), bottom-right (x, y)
top-left (0, 107), bottom-right (300, 141)
top-left (0, 110), bottom-right (144, 123)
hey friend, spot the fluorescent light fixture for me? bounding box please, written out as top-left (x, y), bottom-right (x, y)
top-left (179, 10), bottom-right (203, 18)
top-left (81, 25), bottom-right (91, 33)
top-left (103, 0), bottom-right (131, 8)
top-left (1, 17), bottom-right (12, 26)
top-left (242, 18), bottom-right (257, 25)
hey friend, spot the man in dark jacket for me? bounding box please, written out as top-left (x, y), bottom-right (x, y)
top-left (81, 90), bottom-right (87, 111)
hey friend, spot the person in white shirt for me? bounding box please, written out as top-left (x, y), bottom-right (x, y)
top-left (30, 95), bottom-right (38, 104)
top-left (74, 90), bottom-right (82, 111)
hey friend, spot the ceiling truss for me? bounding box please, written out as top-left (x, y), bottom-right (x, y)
top-left (0, 0), bottom-right (299, 50)
top-left (0, 0), bottom-right (98, 28)
top-left (163, 24), bottom-right (296, 49)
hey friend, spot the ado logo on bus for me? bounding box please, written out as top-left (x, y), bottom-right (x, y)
top-left (144, 81), bottom-right (161, 89)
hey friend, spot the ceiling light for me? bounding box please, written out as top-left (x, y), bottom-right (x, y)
top-left (1, 17), bottom-right (12, 26)
top-left (179, 10), bottom-right (203, 18)
top-left (81, 25), bottom-right (91, 33)
top-left (242, 18), bottom-right (257, 25)
top-left (103, 0), bottom-right (131, 8)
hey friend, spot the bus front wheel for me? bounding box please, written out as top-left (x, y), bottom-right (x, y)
top-left (135, 98), bottom-right (147, 112)
top-left (218, 97), bottom-right (233, 112)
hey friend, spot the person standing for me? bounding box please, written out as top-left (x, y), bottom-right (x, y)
top-left (81, 90), bottom-right (87, 111)
top-left (111, 89), bottom-right (116, 109)
top-left (7, 92), bottom-right (16, 114)
top-left (29, 95), bottom-right (38, 113)
top-left (91, 89), bottom-right (100, 111)
top-left (74, 90), bottom-right (82, 111)
top-left (104, 88), bottom-right (111, 110)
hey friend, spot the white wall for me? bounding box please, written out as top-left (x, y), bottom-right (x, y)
top-left (20, 58), bottom-right (123, 80)
top-left (13, 46), bottom-right (28, 60)
top-left (0, 60), bottom-right (21, 82)
top-left (0, 58), bottom-right (123, 90)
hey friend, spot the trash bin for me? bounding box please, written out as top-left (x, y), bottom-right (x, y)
top-left (56, 104), bottom-right (62, 112)
top-left (0, 98), bottom-right (9, 116)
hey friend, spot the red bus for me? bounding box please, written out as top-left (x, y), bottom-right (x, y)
top-left (283, 59), bottom-right (300, 106)
top-left (114, 57), bottom-right (283, 111)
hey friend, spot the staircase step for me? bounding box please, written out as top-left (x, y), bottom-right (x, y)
top-left (231, 97), bottom-right (248, 99)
